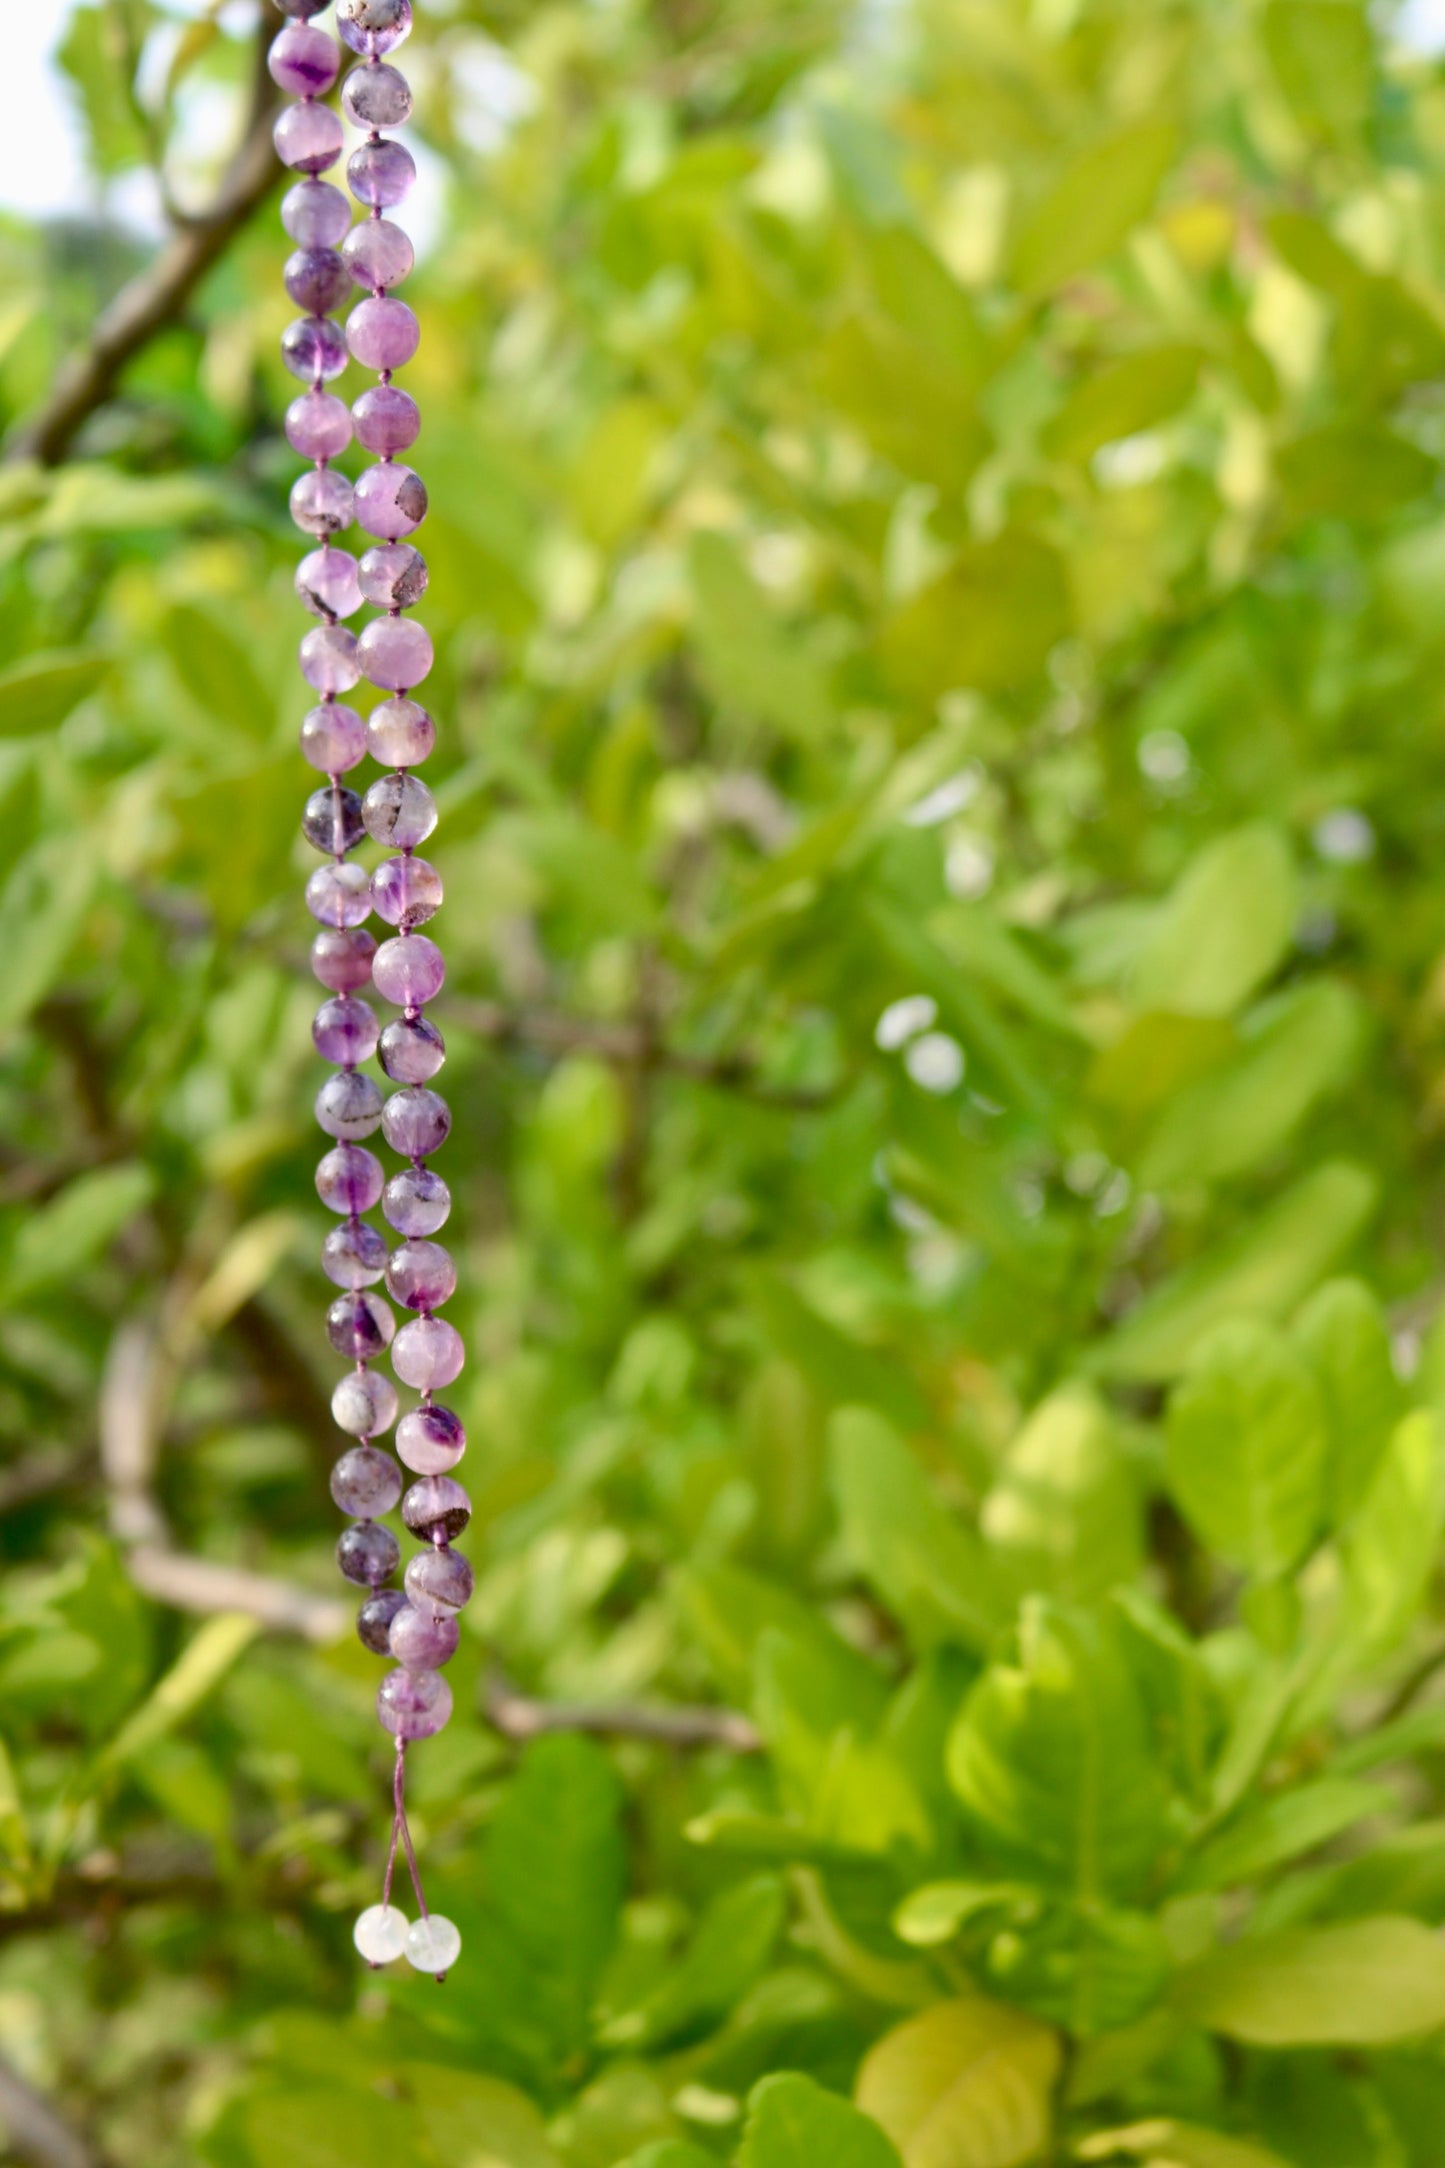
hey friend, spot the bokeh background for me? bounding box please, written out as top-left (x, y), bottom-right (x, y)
top-left (13, 2), bottom-right (1445, 2164)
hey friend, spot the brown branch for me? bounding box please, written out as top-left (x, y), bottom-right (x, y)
top-left (484, 1672), bottom-right (762, 1754)
top-left (0, 2053), bottom-right (103, 2168)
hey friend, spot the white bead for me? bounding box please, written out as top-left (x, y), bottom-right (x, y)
top-left (405, 1913), bottom-right (461, 1973)
top-left (354, 1903), bottom-right (409, 1964)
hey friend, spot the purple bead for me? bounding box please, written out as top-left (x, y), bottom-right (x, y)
top-left (313, 993), bottom-right (379, 1064)
top-left (353, 385), bottom-right (420, 456)
top-left (331, 1443), bottom-right (403, 1517)
top-left (393, 1315), bottom-right (464, 1391)
top-left (354, 464), bottom-right (427, 543)
top-left (380, 1017), bottom-right (446, 1087)
top-left (285, 388), bottom-right (352, 460)
top-left (269, 26), bottom-right (341, 97)
top-left (357, 615), bottom-right (433, 692)
top-left (397, 1402), bottom-right (464, 1474)
top-left (312, 925), bottom-right (376, 991)
top-left (347, 136), bottom-right (417, 209)
top-left (291, 467), bottom-right (355, 540)
top-left (306, 860), bottom-right (372, 928)
top-left (357, 1586), bottom-right (408, 1653)
top-left (338, 0), bottom-right (413, 56)
top-left (338, 1519), bottom-right (400, 1587)
top-left (316, 1069), bottom-right (385, 1140)
top-left (405, 1543), bottom-right (473, 1615)
top-left (386, 1237), bottom-right (457, 1311)
top-left (343, 218), bottom-right (414, 291)
top-left (300, 701), bottom-right (366, 773)
top-left (327, 1289), bottom-right (396, 1359)
top-left (282, 178), bottom-right (351, 247)
top-left (382, 1087), bottom-right (450, 1159)
top-left (389, 1603), bottom-right (459, 1669)
top-left (402, 1474), bottom-right (470, 1542)
top-left (296, 547), bottom-right (363, 621)
top-left (359, 544), bottom-right (428, 610)
top-left (333, 1366), bottom-right (399, 1437)
top-left (299, 624), bottom-right (361, 695)
top-left (342, 62), bottom-right (413, 130)
top-left (274, 0), bottom-right (329, 18)
top-left (274, 100), bottom-right (345, 175)
top-left (373, 936), bottom-right (445, 1009)
top-left (303, 783), bottom-right (365, 855)
top-left (347, 296), bottom-right (419, 372)
top-left (384, 1163), bottom-right (450, 1235)
top-left (282, 314), bottom-right (350, 384)
top-left (285, 245), bottom-right (351, 316)
top-left (377, 1664), bottom-right (451, 1740)
top-left (317, 1143), bottom-right (384, 1214)
top-left (363, 773), bottom-right (437, 848)
top-left (371, 855), bottom-right (441, 928)
top-left (322, 1218), bottom-right (389, 1286)
top-left (366, 696), bottom-right (434, 765)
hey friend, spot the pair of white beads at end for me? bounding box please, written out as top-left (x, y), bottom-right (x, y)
top-left (353, 1904), bottom-right (462, 1974)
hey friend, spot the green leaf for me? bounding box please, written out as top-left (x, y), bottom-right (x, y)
top-left (878, 532), bottom-right (1070, 701)
top-left (1129, 826), bottom-right (1296, 1020)
top-left (1177, 1777), bottom-right (1388, 1894)
top-left (4, 1162), bottom-right (155, 1301)
top-left (741, 2075), bottom-right (901, 2168)
top-left (625, 2148), bottom-right (718, 2168)
top-left (983, 1904), bottom-right (1171, 2039)
top-left (1079, 2121), bottom-right (1289, 2168)
top-left (1291, 1277), bottom-right (1401, 1523)
top-left (1276, 423), bottom-right (1433, 525)
top-left (1165, 1319), bottom-right (1326, 1578)
top-left (600, 1875), bottom-right (785, 2049)
top-left (1042, 346), bottom-right (1201, 466)
top-left (855, 1999), bottom-right (1060, 2168)
top-left (1341, 1410), bottom-right (1445, 1655)
top-left (980, 1384), bottom-right (1142, 1603)
top-left (101, 1613), bottom-right (259, 1770)
top-left (0, 650), bottom-right (109, 735)
top-left (1012, 120), bottom-right (1177, 294)
top-left (830, 1407), bottom-right (1004, 1654)
top-left (0, 837), bottom-right (97, 1036)
top-left (0, 1731), bottom-right (31, 1871)
top-left (892, 1880), bottom-right (1037, 1949)
top-left (1261, 0), bottom-right (1372, 145)
top-left (691, 531), bottom-right (834, 742)
top-left (1175, 1916), bottom-right (1445, 2045)
top-left (405, 2067), bottom-right (565, 2168)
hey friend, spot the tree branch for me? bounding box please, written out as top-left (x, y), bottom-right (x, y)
top-left (0, 2053), bottom-right (103, 2168)
top-left (484, 1672), bottom-right (761, 1754)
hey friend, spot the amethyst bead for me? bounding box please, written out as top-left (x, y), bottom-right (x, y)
top-left (402, 1474), bottom-right (470, 1542)
top-left (291, 467), bottom-right (355, 539)
top-left (397, 1402), bottom-right (464, 1475)
top-left (316, 1069), bottom-right (385, 1140)
top-left (382, 1087), bottom-right (451, 1160)
top-left (367, 696), bottom-right (434, 765)
top-left (282, 178), bottom-right (351, 248)
top-left (372, 936), bottom-right (445, 1009)
top-left (338, 0), bottom-right (413, 57)
top-left (357, 1586), bottom-right (408, 1653)
top-left (342, 62), bottom-right (414, 130)
top-left (303, 783), bottom-right (366, 855)
top-left (363, 773), bottom-right (437, 848)
top-left (393, 1315), bottom-right (465, 1391)
top-left (377, 1665), bottom-right (451, 1741)
top-left (384, 1163), bottom-right (450, 1235)
top-left (389, 1603), bottom-right (459, 1670)
top-left (379, 1017), bottom-right (446, 1087)
top-left (313, 993), bottom-right (379, 1064)
top-left (372, 855), bottom-right (442, 929)
top-left (282, 314), bottom-right (350, 384)
top-left (299, 624), bottom-right (361, 696)
top-left (274, 100), bottom-right (345, 175)
top-left (269, 25), bottom-right (341, 97)
top-left (312, 925), bottom-right (376, 991)
top-left (354, 464), bottom-right (428, 542)
top-left (296, 547), bottom-right (363, 621)
top-left (338, 1519), bottom-right (400, 1587)
top-left (286, 388), bottom-right (352, 461)
top-left (386, 1238), bottom-right (457, 1311)
top-left (274, 0), bottom-right (329, 17)
top-left (306, 859), bottom-right (372, 928)
top-left (300, 702), bottom-right (366, 773)
top-left (359, 544), bottom-right (428, 611)
top-left (353, 385), bottom-right (420, 456)
top-left (405, 1543), bottom-right (473, 1615)
top-left (343, 219), bottom-right (414, 292)
top-left (333, 1366), bottom-right (399, 1437)
top-left (357, 616), bottom-right (433, 692)
top-left (347, 137), bottom-right (417, 209)
top-left (327, 1289), bottom-right (396, 1359)
top-left (331, 1443), bottom-right (403, 1518)
top-left (347, 296), bottom-right (420, 373)
top-left (321, 1218), bottom-right (389, 1288)
top-left (285, 246), bottom-right (351, 316)
top-left (316, 1143), bottom-right (385, 1214)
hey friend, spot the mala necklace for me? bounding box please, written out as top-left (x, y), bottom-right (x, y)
top-left (270, 0), bottom-right (467, 1980)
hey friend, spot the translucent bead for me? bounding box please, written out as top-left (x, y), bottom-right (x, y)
top-left (285, 245), bottom-right (351, 316)
top-left (331, 1442), bottom-right (403, 1517)
top-left (282, 314), bottom-right (349, 384)
top-left (402, 1473), bottom-right (469, 1542)
top-left (363, 773), bottom-right (437, 848)
top-left (342, 61), bottom-right (413, 130)
top-left (356, 1587), bottom-right (408, 1653)
top-left (299, 623), bottom-right (361, 695)
top-left (269, 26), bottom-right (340, 98)
top-left (382, 1087), bottom-right (450, 1159)
top-left (373, 937), bottom-right (445, 1009)
top-left (386, 1237), bottom-right (456, 1312)
top-left (347, 136), bottom-right (417, 209)
top-left (347, 296), bottom-right (419, 372)
top-left (358, 615), bottom-right (433, 692)
top-left (313, 993), bottom-right (379, 1064)
top-left (397, 1402), bottom-right (464, 1474)
top-left (316, 1069), bottom-right (384, 1140)
top-left (300, 702), bottom-right (365, 774)
top-left (372, 855), bottom-right (441, 928)
top-left (321, 1217), bottom-right (389, 1287)
top-left (353, 384), bottom-right (420, 456)
top-left (404, 1543), bottom-right (473, 1615)
top-left (274, 100), bottom-right (344, 175)
top-left (296, 547), bottom-right (363, 621)
top-left (380, 1017), bottom-right (446, 1087)
top-left (338, 1518), bottom-right (400, 1586)
top-left (405, 1914), bottom-right (461, 1975)
top-left (359, 544), bottom-right (428, 611)
top-left (273, 0), bottom-right (329, 18)
top-left (312, 925), bottom-right (376, 992)
top-left (393, 1315), bottom-right (464, 1392)
top-left (354, 463), bottom-right (427, 542)
top-left (282, 178), bottom-right (351, 248)
top-left (384, 1163), bottom-right (450, 1235)
top-left (354, 1902), bottom-right (410, 1965)
top-left (290, 466), bottom-right (355, 543)
top-left (367, 695), bottom-right (434, 765)
top-left (316, 1143), bottom-right (384, 1214)
top-left (302, 783), bottom-right (365, 856)
top-left (286, 388), bottom-right (352, 460)
top-left (389, 1602), bottom-right (459, 1669)
top-left (343, 218), bottom-right (414, 292)
top-left (338, 0), bottom-right (413, 57)
top-left (377, 1665), bottom-right (451, 1740)
top-left (306, 860), bottom-right (372, 929)
top-left (328, 1290), bottom-right (396, 1360)
top-left (333, 1366), bottom-right (399, 1438)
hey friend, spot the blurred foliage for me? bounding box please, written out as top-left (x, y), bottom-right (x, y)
top-left (13, 0), bottom-right (1445, 2162)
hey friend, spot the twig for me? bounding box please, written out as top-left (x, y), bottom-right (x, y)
top-left (0, 2052), bottom-right (101, 2168)
top-left (126, 1547), bottom-right (347, 1643)
top-left (0, 1448), bottom-right (93, 1516)
top-left (484, 1672), bottom-right (762, 1754)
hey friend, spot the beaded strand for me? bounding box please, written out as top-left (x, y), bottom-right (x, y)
top-left (270, 0), bottom-right (465, 1982)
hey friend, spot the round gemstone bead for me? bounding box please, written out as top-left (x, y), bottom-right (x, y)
top-left (302, 783), bottom-right (366, 856)
top-left (397, 1402), bottom-right (464, 1474)
top-left (312, 925), bottom-right (376, 991)
top-left (386, 1237), bottom-right (457, 1311)
top-left (273, 0), bottom-right (329, 18)
top-left (404, 1543), bottom-right (473, 1615)
top-left (291, 466), bottom-right (355, 542)
top-left (357, 615), bottom-right (433, 692)
top-left (347, 296), bottom-right (419, 372)
top-left (333, 1366), bottom-right (399, 1438)
top-left (373, 936), bottom-right (445, 1008)
top-left (382, 1087), bottom-right (451, 1159)
top-left (367, 696), bottom-right (434, 765)
top-left (353, 384), bottom-right (420, 456)
top-left (316, 1143), bottom-right (384, 1214)
top-left (338, 1518), bottom-right (400, 1586)
top-left (354, 1902), bottom-right (409, 1965)
top-left (274, 100), bottom-right (345, 175)
top-left (321, 1217), bottom-right (389, 1287)
top-left (339, 0), bottom-right (413, 57)
top-left (356, 1587), bottom-right (408, 1654)
top-left (284, 245), bottom-right (351, 316)
top-left (282, 178), bottom-right (351, 247)
top-left (300, 701), bottom-right (365, 773)
top-left (306, 859), bottom-right (372, 928)
top-left (405, 1914), bottom-right (461, 1975)
top-left (380, 1017), bottom-right (446, 1087)
top-left (393, 1315), bottom-right (464, 1392)
top-left (354, 464), bottom-right (428, 542)
top-left (402, 1474), bottom-right (470, 1542)
top-left (363, 773), bottom-right (437, 848)
top-left (384, 1163), bottom-right (450, 1234)
top-left (269, 26), bottom-right (340, 97)
top-left (389, 1602), bottom-right (459, 1670)
top-left (377, 1665), bottom-right (451, 1740)
top-left (372, 855), bottom-right (441, 928)
top-left (342, 61), bottom-right (413, 130)
top-left (327, 1289), bottom-right (396, 1360)
top-left (296, 547), bottom-right (363, 621)
top-left (282, 314), bottom-right (349, 383)
top-left (316, 1068), bottom-right (384, 1140)
top-left (343, 218), bottom-right (414, 292)
top-left (331, 1443), bottom-right (403, 1518)
top-left (299, 623), bottom-right (361, 695)
top-left (347, 136), bottom-right (417, 209)
top-left (313, 993), bottom-right (379, 1064)
top-left (359, 544), bottom-right (428, 611)
top-left (286, 387), bottom-right (352, 460)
